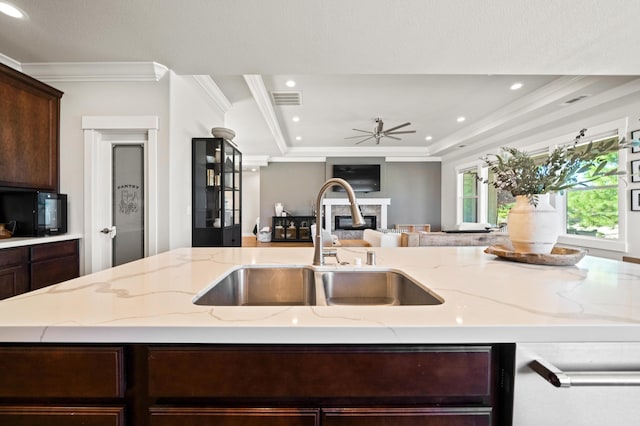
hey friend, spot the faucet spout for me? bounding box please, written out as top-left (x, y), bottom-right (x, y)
top-left (313, 178), bottom-right (365, 265)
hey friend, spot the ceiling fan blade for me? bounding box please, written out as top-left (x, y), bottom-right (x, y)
top-left (351, 128), bottom-right (371, 133)
top-left (345, 134), bottom-right (373, 139)
top-left (355, 136), bottom-right (374, 145)
top-left (386, 130), bottom-right (417, 135)
top-left (384, 135), bottom-right (402, 141)
top-left (382, 122), bottom-right (411, 133)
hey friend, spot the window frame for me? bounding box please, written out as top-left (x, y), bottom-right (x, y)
top-left (462, 117), bottom-right (629, 253)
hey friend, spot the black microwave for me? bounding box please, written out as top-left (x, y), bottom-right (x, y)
top-left (0, 191), bottom-right (68, 237)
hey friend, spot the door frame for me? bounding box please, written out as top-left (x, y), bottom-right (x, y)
top-left (82, 116), bottom-right (159, 274)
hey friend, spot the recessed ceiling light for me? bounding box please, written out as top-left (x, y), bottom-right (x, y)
top-left (285, 80), bottom-right (296, 88)
top-left (0, 1), bottom-right (26, 18)
top-left (251, 168), bottom-right (257, 172)
top-left (295, 136), bottom-right (302, 141)
top-left (292, 116), bottom-right (300, 122)
top-left (510, 82), bottom-right (523, 90)
top-left (457, 116), bottom-right (466, 123)
top-left (425, 136), bottom-right (433, 141)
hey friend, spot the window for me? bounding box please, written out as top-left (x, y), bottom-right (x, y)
top-left (460, 169), bottom-right (479, 222)
top-left (565, 136), bottom-right (620, 239)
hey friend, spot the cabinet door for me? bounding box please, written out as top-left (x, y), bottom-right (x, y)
top-left (0, 406), bottom-right (125, 426)
top-left (0, 347), bottom-right (124, 398)
top-left (323, 408), bottom-right (491, 426)
top-left (0, 264), bottom-right (28, 300)
top-left (30, 240), bottom-right (79, 290)
top-left (150, 408), bottom-right (318, 426)
top-left (30, 254), bottom-right (79, 290)
top-left (0, 63), bottom-right (62, 191)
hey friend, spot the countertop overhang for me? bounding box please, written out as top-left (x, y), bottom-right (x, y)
top-left (1, 246), bottom-right (639, 344)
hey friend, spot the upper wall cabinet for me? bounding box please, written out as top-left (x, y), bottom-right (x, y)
top-left (0, 63), bottom-right (63, 192)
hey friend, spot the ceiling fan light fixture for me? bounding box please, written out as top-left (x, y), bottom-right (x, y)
top-left (0, 1), bottom-right (26, 18)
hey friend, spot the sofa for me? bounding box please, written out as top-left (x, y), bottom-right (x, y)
top-left (362, 229), bottom-right (402, 247)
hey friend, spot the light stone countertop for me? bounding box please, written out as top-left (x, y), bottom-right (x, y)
top-left (0, 246), bottom-right (639, 344)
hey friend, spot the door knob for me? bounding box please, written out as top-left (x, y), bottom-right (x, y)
top-left (100, 226), bottom-right (117, 239)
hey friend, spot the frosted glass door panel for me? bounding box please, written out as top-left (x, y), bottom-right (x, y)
top-left (113, 145), bottom-right (144, 266)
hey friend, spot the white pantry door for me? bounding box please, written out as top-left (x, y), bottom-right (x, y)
top-left (82, 116), bottom-right (159, 274)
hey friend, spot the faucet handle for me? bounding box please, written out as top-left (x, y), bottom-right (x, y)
top-left (323, 248), bottom-right (341, 264)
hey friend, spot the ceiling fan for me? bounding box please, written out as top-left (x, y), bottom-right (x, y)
top-left (345, 117), bottom-right (416, 145)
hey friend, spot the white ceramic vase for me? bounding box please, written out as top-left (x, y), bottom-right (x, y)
top-left (507, 194), bottom-right (561, 254)
top-left (274, 203), bottom-right (284, 217)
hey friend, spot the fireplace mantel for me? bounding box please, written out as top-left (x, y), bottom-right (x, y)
top-left (322, 198), bottom-right (391, 230)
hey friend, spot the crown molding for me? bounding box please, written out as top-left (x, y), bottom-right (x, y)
top-left (0, 53), bottom-right (22, 71)
top-left (20, 61), bottom-right (169, 82)
top-left (269, 156), bottom-right (327, 163)
top-left (243, 74), bottom-right (288, 155)
top-left (285, 145), bottom-right (432, 158)
top-left (193, 75), bottom-right (232, 113)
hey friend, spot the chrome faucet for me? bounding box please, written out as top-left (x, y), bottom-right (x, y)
top-left (313, 178), bottom-right (365, 265)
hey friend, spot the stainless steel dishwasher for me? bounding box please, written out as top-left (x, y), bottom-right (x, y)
top-left (514, 342), bottom-right (640, 425)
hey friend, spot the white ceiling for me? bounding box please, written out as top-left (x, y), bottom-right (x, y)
top-left (2, 0), bottom-right (640, 161)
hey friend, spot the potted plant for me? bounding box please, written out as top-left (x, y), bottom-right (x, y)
top-left (482, 129), bottom-right (633, 253)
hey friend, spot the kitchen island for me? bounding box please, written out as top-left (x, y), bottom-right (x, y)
top-left (0, 246), bottom-right (639, 426)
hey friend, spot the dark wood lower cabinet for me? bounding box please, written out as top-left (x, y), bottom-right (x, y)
top-left (0, 343), bottom-right (515, 426)
top-left (149, 408), bottom-right (319, 426)
top-left (322, 408), bottom-right (491, 426)
top-left (0, 406), bottom-right (125, 426)
top-left (0, 239), bottom-right (79, 299)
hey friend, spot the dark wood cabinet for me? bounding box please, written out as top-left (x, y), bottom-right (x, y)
top-left (0, 343), bottom-right (515, 425)
top-left (192, 137), bottom-right (242, 247)
top-left (150, 408), bottom-right (319, 426)
top-left (0, 63), bottom-right (63, 192)
top-left (0, 346), bottom-right (125, 426)
top-left (0, 239), bottom-right (79, 299)
top-left (272, 216), bottom-right (316, 242)
top-left (30, 239), bottom-right (79, 290)
top-left (0, 246), bottom-right (28, 299)
top-left (322, 408), bottom-right (491, 426)
top-left (148, 344), bottom-right (514, 426)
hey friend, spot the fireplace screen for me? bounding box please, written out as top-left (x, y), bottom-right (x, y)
top-left (335, 215), bottom-right (377, 230)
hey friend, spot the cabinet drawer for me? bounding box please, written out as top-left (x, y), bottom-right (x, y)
top-left (148, 346), bottom-right (493, 401)
top-left (30, 239), bottom-right (78, 262)
top-left (323, 407), bottom-right (491, 426)
top-left (0, 346), bottom-right (125, 398)
top-left (0, 246), bottom-right (28, 268)
top-left (30, 254), bottom-right (79, 290)
top-left (150, 408), bottom-right (319, 426)
top-left (0, 264), bottom-right (28, 300)
top-left (0, 406), bottom-right (125, 426)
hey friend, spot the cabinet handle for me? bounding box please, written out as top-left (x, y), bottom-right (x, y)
top-left (530, 359), bottom-right (640, 388)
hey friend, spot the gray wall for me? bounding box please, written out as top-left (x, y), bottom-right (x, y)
top-left (260, 159), bottom-right (441, 231)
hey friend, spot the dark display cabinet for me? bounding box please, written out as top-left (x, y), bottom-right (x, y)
top-left (192, 138), bottom-right (241, 247)
top-left (271, 216), bottom-right (315, 242)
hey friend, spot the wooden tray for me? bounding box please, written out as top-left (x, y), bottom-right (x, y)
top-left (484, 244), bottom-right (587, 266)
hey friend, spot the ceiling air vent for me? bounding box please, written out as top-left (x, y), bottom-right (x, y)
top-left (560, 94), bottom-right (591, 106)
top-left (270, 91), bottom-right (302, 106)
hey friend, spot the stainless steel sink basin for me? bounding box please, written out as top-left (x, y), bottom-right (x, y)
top-left (193, 266), bottom-right (317, 306)
top-left (319, 270), bottom-right (443, 306)
top-left (193, 266), bottom-right (443, 307)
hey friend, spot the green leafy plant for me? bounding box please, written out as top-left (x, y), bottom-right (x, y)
top-left (481, 129), bottom-right (634, 206)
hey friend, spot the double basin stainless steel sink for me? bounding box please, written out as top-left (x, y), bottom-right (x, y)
top-left (193, 266), bottom-right (443, 307)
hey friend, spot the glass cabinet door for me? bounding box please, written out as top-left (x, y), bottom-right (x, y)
top-left (193, 138), bottom-right (241, 247)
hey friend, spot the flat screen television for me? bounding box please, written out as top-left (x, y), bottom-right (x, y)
top-left (332, 164), bottom-right (380, 192)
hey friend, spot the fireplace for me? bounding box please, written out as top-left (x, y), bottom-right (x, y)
top-left (335, 215), bottom-right (377, 230)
